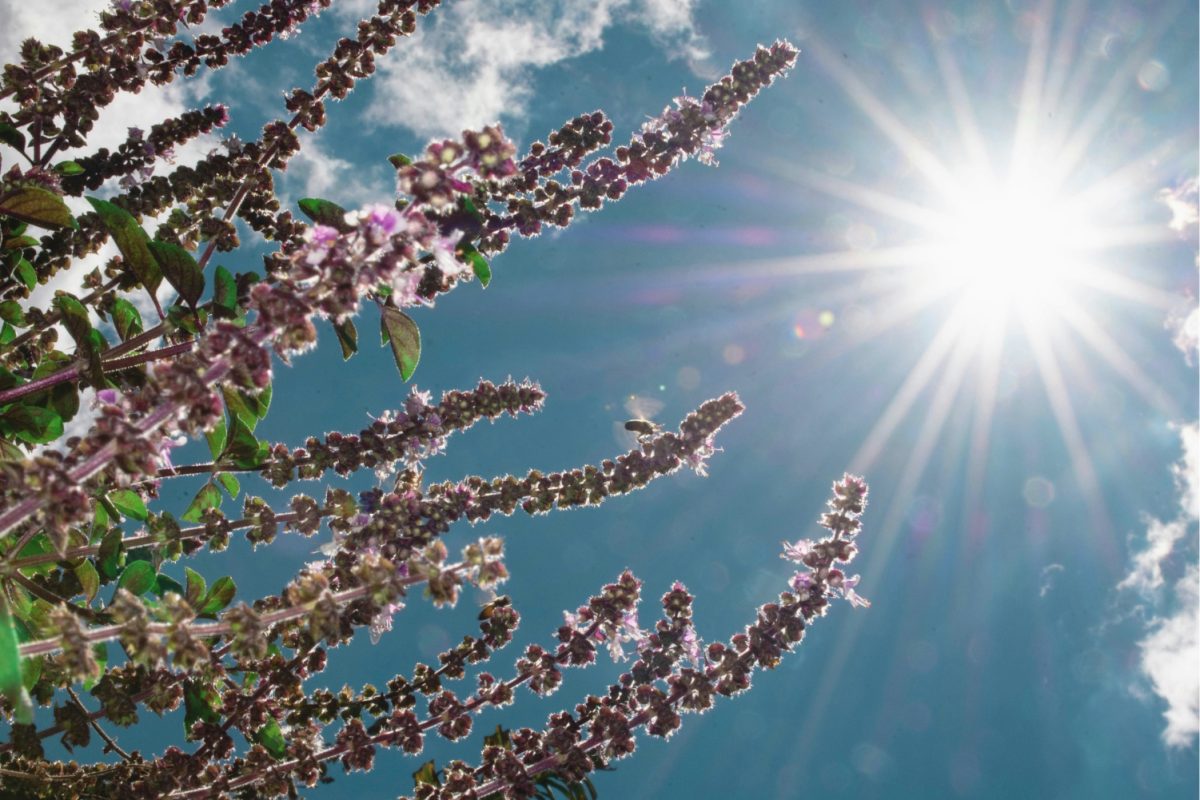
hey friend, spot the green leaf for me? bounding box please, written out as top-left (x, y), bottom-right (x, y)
top-left (380, 306), bottom-right (420, 381)
top-left (184, 567), bottom-right (206, 608)
top-left (53, 293), bottom-right (93, 350)
top-left (74, 560), bottom-right (100, 603)
top-left (458, 242), bottom-right (491, 288)
top-left (183, 680), bottom-right (221, 739)
top-left (82, 643), bottom-right (106, 691)
top-left (152, 572), bottom-right (184, 599)
top-left (4, 235), bottom-right (38, 249)
top-left (111, 298), bottom-right (143, 341)
top-left (198, 576), bottom-right (235, 616)
top-left (97, 527), bottom-right (123, 581)
top-left (253, 717), bottom-right (287, 759)
top-left (205, 414), bottom-right (227, 460)
top-left (0, 300), bottom-right (26, 327)
top-left (220, 411), bottom-right (265, 469)
top-left (0, 123), bottom-right (26, 152)
top-left (297, 198), bottom-right (351, 231)
top-left (53, 161), bottom-right (85, 177)
top-left (332, 318), bottom-right (357, 360)
top-left (108, 489), bottom-right (147, 522)
top-left (0, 404), bottom-right (63, 444)
top-left (388, 153), bottom-right (413, 169)
top-left (115, 560), bottom-right (156, 597)
top-left (165, 303), bottom-right (207, 336)
top-left (216, 472), bottom-right (240, 500)
top-left (0, 323), bottom-right (12, 346)
top-left (14, 257), bottom-right (35, 290)
top-left (0, 185), bottom-right (75, 230)
top-left (85, 197), bottom-right (160, 293)
top-left (148, 240), bottom-right (204, 309)
top-left (0, 600), bottom-right (33, 724)
top-left (211, 265), bottom-right (238, 318)
top-left (181, 483), bottom-right (221, 523)
top-left (222, 385), bottom-right (270, 429)
top-left (413, 761), bottom-right (440, 787)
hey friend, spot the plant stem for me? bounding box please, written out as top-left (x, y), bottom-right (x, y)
top-left (0, 341), bottom-right (194, 407)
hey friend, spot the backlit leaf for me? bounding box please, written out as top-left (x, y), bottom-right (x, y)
top-left (0, 185), bottom-right (76, 230)
top-left (85, 197), bottom-right (160, 293)
top-left (380, 306), bottom-right (420, 381)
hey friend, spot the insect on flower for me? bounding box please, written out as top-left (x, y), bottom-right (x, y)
top-left (624, 418), bottom-right (662, 442)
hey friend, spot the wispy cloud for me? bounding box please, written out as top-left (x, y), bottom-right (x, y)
top-left (1118, 176), bottom-right (1200, 750)
top-left (357, 0), bottom-right (709, 140)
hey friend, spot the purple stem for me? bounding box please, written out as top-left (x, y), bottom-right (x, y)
top-left (0, 341), bottom-right (194, 406)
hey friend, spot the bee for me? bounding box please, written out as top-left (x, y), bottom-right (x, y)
top-left (613, 393), bottom-right (664, 447)
top-left (478, 596), bottom-right (512, 620)
top-left (623, 418), bottom-right (662, 442)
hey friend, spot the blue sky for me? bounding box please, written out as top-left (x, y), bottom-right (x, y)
top-left (2, 0), bottom-right (1197, 797)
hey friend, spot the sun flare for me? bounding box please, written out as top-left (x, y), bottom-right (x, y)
top-left (922, 170), bottom-right (1091, 322)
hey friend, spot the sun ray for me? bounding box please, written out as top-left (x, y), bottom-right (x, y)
top-left (1055, 295), bottom-right (1181, 415)
top-left (849, 304), bottom-right (971, 473)
top-left (1021, 313), bottom-right (1118, 562)
top-left (807, 36), bottom-right (960, 199)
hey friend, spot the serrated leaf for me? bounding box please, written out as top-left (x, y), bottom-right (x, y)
top-left (184, 567), bottom-right (207, 608)
top-left (332, 318), bottom-right (357, 360)
top-left (0, 600), bottom-right (33, 724)
top-left (111, 298), bottom-right (143, 341)
top-left (108, 489), bottom-right (147, 522)
top-left (0, 185), bottom-right (75, 230)
top-left (181, 482), bottom-right (221, 523)
top-left (216, 472), bottom-right (240, 500)
top-left (97, 527), bottom-right (123, 581)
top-left (0, 404), bottom-right (63, 444)
top-left (74, 560), bottom-right (100, 603)
top-left (297, 198), bottom-right (351, 231)
top-left (115, 560), bottom-right (156, 597)
top-left (0, 123), bottom-right (26, 152)
top-left (148, 240), bottom-right (204, 308)
top-left (380, 306), bottom-right (420, 381)
top-left (85, 197), bottom-right (160, 293)
top-left (0, 300), bottom-right (26, 326)
top-left (253, 717), bottom-right (287, 759)
top-left (198, 576), bottom-right (235, 615)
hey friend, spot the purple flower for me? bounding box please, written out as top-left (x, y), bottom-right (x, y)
top-left (781, 539), bottom-right (814, 563)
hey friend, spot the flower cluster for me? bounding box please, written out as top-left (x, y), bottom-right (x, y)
top-left (0, 2), bottom-right (840, 798)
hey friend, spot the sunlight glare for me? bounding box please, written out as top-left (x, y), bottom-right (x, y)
top-left (924, 171), bottom-right (1088, 321)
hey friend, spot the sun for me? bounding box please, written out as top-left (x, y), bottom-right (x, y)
top-left (920, 168), bottom-right (1092, 324)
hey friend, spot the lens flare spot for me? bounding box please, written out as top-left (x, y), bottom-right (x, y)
top-left (1023, 476), bottom-right (1056, 508)
top-left (819, 310), bottom-right (836, 328)
top-left (676, 365), bottom-right (701, 390)
top-left (723, 343), bottom-right (746, 364)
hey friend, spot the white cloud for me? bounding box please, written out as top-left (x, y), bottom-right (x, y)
top-left (278, 135), bottom-right (389, 212)
top-left (362, 0), bottom-right (709, 140)
top-left (1039, 563), bottom-right (1064, 597)
top-left (1138, 565), bottom-right (1200, 748)
top-left (1120, 424), bottom-right (1199, 593)
top-left (1157, 177), bottom-right (1199, 234)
